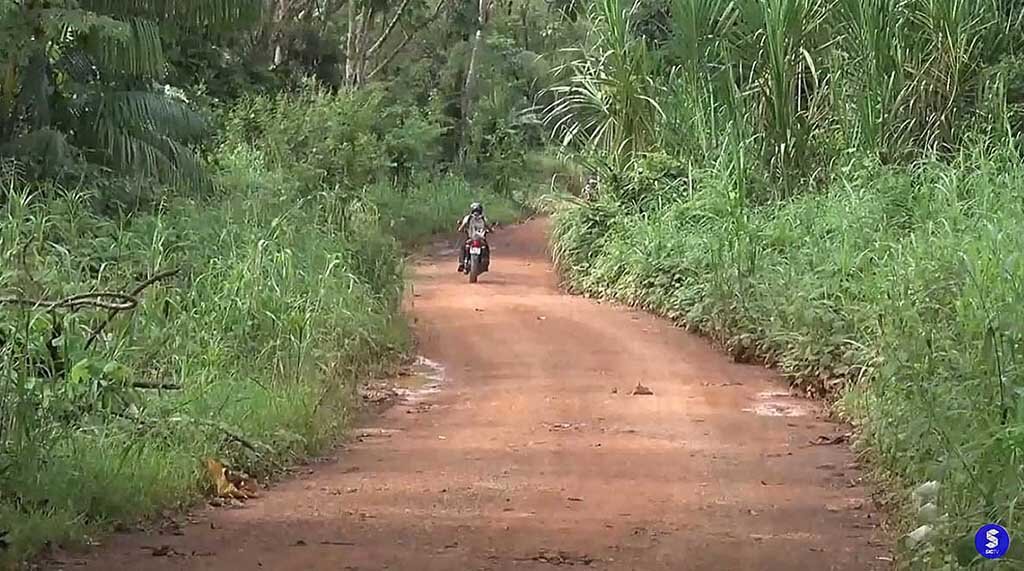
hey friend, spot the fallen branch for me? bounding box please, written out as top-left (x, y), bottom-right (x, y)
top-left (131, 380), bottom-right (182, 390)
top-left (85, 268), bottom-right (180, 350)
top-left (185, 417), bottom-right (285, 472)
top-left (0, 291), bottom-right (137, 311)
top-left (810, 433), bottom-right (850, 446)
top-left (0, 272), bottom-right (178, 313)
top-left (126, 412), bottom-right (284, 472)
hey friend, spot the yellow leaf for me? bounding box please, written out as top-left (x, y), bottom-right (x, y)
top-left (204, 458), bottom-right (250, 500)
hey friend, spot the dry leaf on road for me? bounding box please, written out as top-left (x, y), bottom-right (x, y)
top-left (204, 458), bottom-right (252, 500)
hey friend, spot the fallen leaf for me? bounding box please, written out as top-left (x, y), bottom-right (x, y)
top-left (204, 458), bottom-right (251, 500)
top-left (810, 433), bottom-right (849, 446)
top-left (142, 545), bottom-right (175, 557)
top-left (631, 382), bottom-right (654, 396)
top-left (522, 549), bottom-right (596, 566)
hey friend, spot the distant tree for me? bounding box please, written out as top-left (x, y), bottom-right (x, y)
top-left (0, 0), bottom-right (263, 185)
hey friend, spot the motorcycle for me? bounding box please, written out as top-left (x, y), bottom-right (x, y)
top-left (462, 228), bottom-right (492, 283)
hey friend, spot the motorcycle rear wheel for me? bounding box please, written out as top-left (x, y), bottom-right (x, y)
top-left (469, 255), bottom-right (481, 283)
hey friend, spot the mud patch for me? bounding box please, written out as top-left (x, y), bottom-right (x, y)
top-left (359, 356), bottom-right (447, 411)
top-left (742, 391), bottom-right (814, 417)
top-left (518, 549), bottom-right (596, 566)
top-left (394, 356), bottom-right (447, 405)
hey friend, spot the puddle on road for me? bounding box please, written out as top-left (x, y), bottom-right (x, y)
top-left (742, 390), bottom-right (814, 417)
top-left (394, 356), bottom-right (447, 404)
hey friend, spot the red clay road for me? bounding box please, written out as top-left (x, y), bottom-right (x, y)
top-left (65, 219), bottom-right (889, 571)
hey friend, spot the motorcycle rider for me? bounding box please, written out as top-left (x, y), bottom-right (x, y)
top-left (582, 175), bottom-right (598, 201)
top-left (457, 202), bottom-right (492, 272)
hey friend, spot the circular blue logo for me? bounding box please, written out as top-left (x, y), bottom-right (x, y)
top-left (975, 524), bottom-right (1011, 559)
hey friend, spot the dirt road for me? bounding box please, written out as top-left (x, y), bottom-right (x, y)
top-left (68, 220), bottom-right (888, 570)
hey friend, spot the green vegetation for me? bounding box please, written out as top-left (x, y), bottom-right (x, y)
top-left (6, 0), bottom-right (1021, 566)
top-left (0, 0), bottom-right (571, 564)
top-left (547, 0), bottom-right (1024, 567)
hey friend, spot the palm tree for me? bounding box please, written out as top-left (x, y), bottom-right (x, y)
top-left (0, 0), bottom-right (263, 187)
top-left (542, 0), bottom-right (663, 162)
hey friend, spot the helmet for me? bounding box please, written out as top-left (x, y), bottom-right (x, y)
top-left (470, 202), bottom-right (483, 215)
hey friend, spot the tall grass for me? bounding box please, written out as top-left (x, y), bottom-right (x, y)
top-left (364, 176), bottom-right (521, 244)
top-left (832, 0), bottom-right (1024, 159)
top-left (547, 0), bottom-right (1024, 566)
top-left (551, 151), bottom-right (1024, 566)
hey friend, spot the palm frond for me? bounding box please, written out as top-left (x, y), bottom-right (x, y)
top-left (38, 9), bottom-right (164, 77)
top-left (37, 7), bottom-right (128, 38)
top-left (542, 8), bottom-right (663, 160)
top-left (56, 49), bottom-right (101, 84)
top-left (98, 91), bottom-right (208, 141)
top-left (95, 123), bottom-right (207, 189)
top-left (90, 18), bottom-right (165, 77)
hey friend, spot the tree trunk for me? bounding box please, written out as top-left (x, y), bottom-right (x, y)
top-left (459, 0), bottom-right (492, 162)
top-left (344, 0), bottom-right (359, 87)
top-left (520, 0), bottom-right (529, 51)
top-left (357, 6), bottom-right (375, 84)
top-left (270, 0), bottom-right (288, 68)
